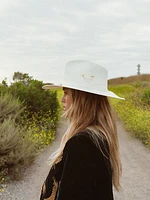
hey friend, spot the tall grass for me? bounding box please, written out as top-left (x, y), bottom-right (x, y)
top-left (110, 83), bottom-right (150, 147)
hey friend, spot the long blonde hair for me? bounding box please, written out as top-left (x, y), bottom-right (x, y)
top-left (51, 88), bottom-right (122, 191)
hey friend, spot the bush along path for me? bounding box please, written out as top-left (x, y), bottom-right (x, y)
top-left (1, 118), bottom-right (150, 200)
top-left (0, 119), bottom-right (67, 200)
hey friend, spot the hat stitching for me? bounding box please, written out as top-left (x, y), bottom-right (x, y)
top-left (81, 74), bottom-right (95, 82)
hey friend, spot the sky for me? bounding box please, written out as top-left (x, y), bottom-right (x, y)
top-left (0, 0), bottom-right (150, 84)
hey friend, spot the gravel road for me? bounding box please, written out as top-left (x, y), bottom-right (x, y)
top-left (0, 118), bottom-right (150, 200)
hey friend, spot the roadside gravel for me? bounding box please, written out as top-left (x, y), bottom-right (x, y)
top-left (0, 118), bottom-right (150, 200)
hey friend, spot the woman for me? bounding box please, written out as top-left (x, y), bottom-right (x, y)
top-left (40, 60), bottom-right (124, 200)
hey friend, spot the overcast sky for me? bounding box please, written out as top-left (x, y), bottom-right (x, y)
top-left (0, 0), bottom-right (150, 84)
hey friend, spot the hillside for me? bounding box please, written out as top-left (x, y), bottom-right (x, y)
top-left (108, 74), bottom-right (150, 86)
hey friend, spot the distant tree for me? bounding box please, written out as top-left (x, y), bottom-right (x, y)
top-left (1, 78), bottom-right (8, 87)
top-left (13, 72), bottom-right (33, 86)
top-left (0, 78), bottom-right (9, 95)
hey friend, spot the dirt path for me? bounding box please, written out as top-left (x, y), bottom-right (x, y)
top-left (0, 119), bottom-right (150, 200)
top-left (114, 120), bottom-right (150, 200)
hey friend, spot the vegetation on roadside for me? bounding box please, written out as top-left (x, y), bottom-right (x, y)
top-left (109, 74), bottom-right (150, 147)
top-left (0, 72), bottom-right (61, 190)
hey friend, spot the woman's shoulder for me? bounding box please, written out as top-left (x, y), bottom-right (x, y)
top-left (67, 130), bottom-right (107, 147)
top-left (64, 131), bottom-right (106, 154)
top-left (62, 132), bottom-right (96, 161)
top-left (66, 131), bottom-right (94, 147)
top-left (62, 131), bottom-right (110, 171)
top-left (63, 130), bottom-right (109, 160)
top-left (63, 131), bottom-right (93, 151)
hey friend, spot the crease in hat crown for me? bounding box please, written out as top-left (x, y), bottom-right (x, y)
top-left (43, 60), bottom-right (124, 100)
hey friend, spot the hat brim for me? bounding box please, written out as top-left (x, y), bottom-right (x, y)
top-left (42, 84), bottom-right (125, 100)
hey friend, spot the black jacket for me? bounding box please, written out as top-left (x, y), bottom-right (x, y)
top-left (40, 131), bottom-right (114, 200)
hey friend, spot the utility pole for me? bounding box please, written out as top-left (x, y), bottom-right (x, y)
top-left (137, 64), bottom-right (141, 75)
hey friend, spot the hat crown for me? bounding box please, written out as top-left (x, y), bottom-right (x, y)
top-left (64, 60), bottom-right (108, 91)
top-left (42, 60), bottom-right (124, 100)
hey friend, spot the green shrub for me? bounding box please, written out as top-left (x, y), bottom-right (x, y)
top-left (9, 79), bottom-right (60, 121)
top-left (25, 111), bottom-right (56, 147)
top-left (0, 93), bottom-right (37, 181)
top-left (141, 89), bottom-right (150, 106)
top-left (110, 84), bottom-right (150, 147)
top-left (0, 73), bottom-right (61, 187)
top-left (0, 93), bottom-right (23, 121)
top-left (109, 84), bottom-right (135, 96)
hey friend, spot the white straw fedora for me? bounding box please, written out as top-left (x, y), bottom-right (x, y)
top-left (43, 60), bottom-right (124, 100)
